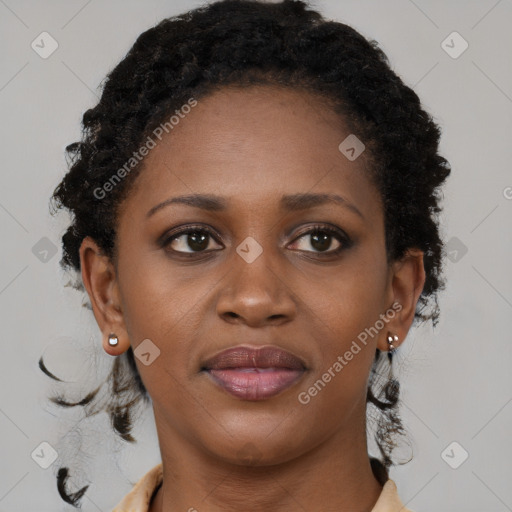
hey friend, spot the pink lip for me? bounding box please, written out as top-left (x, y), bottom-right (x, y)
top-left (202, 346), bottom-right (306, 401)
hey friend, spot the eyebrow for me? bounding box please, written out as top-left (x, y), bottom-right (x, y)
top-left (146, 192), bottom-right (364, 219)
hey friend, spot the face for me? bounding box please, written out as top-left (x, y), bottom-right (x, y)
top-left (81, 85), bottom-right (424, 466)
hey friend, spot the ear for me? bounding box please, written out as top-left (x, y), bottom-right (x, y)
top-left (377, 248), bottom-right (426, 352)
top-left (79, 236), bottom-right (129, 356)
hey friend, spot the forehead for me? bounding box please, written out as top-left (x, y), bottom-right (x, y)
top-left (121, 85), bottom-right (381, 219)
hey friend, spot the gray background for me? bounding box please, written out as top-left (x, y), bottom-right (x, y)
top-left (0, 0), bottom-right (511, 510)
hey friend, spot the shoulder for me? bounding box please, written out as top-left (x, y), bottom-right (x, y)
top-left (371, 479), bottom-right (415, 512)
top-left (111, 463), bottom-right (163, 512)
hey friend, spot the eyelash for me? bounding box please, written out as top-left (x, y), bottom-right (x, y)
top-left (160, 223), bottom-right (352, 258)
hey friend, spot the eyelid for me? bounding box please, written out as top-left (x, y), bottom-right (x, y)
top-left (290, 223), bottom-right (349, 241)
top-left (158, 223), bottom-right (224, 248)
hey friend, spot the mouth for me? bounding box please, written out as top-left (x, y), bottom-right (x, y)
top-left (201, 345), bottom-right (307, 401)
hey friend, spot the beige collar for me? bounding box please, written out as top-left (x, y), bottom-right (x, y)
top-left (113, 462), bottom-right (412, 511)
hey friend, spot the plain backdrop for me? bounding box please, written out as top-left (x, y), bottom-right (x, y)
top-left (0, 1), bottom-right (511, 511)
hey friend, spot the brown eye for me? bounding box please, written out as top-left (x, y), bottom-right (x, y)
top-left (162, 227), bottom-right (222, 254)
top-left (289, 225), bottom-right (351, 255)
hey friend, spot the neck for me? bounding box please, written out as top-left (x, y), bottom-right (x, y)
top-left (149, 411), bottom-right (384, 512)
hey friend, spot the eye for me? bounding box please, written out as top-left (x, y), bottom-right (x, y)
top-left (160, 223), bottom-right (351, 257)
top-left (289, 224), bottom-right (350, 255)
top-left (161, 225), bottom-right (222, 254)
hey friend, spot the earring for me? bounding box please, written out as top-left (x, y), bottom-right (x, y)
top-left (386, 333), bottom-right (398, 363)
top-left (383, 332), bottom-right (400, 410)
top-left (108, 333), bottom-right (119, 347)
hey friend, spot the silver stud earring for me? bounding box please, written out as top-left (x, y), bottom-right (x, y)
top-left (108, 333), bottom-right (119, 346)
top-left (387, 333), bottom-right (399, 352)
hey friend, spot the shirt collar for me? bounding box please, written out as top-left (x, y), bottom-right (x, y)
top-left (112, 462), bottom-right (412, 511)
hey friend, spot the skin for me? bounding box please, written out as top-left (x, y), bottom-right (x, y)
top-left (80, 85), bottom-right (425, 512)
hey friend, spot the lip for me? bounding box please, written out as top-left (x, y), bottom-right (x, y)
top-left (201, 345), bottom-right (306, 401)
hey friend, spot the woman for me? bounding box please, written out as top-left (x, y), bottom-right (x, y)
top-left (48, 0), bottom-right (451, 510)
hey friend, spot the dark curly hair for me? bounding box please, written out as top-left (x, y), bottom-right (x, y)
top-left (46, 0), bottom-right (450, 506)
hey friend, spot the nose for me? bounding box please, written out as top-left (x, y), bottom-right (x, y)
top-left (216, 248), bottom-right (297, 328)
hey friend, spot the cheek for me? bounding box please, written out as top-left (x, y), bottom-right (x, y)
top-left (116, 251), bottom-right (217, 393)
top-left (117, 245), bottom-right (204, 336)
top-left (294, 278), bottom-right (382, 426)
top-left (296, 257), bottom-right (388, 400)
top-left (304, 260), bottom-right (389, 345)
